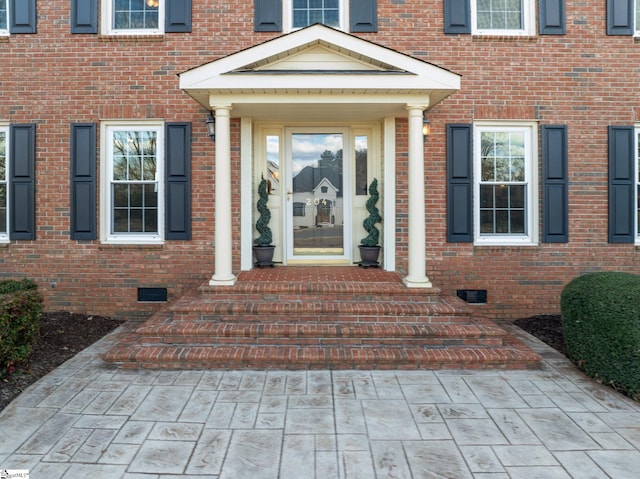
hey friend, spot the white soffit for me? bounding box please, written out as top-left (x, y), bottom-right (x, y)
top-left (179, 24), bottom-right (461, 118)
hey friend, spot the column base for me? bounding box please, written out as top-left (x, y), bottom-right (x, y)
top-left (403, 276), bottom-right (433, 288)
top-left (209, 274), bottom-right (237, 286)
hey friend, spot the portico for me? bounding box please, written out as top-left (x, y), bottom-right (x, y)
top-left (179, 24), bottom-right (460, 287)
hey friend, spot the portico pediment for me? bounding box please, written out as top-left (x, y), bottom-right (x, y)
top-left (179, 24), bottom-right (460, 120)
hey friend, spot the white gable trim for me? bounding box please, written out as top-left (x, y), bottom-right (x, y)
top-left (180, 24), bottom-right (460, 115)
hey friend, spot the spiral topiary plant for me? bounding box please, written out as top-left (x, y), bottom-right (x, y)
top-left (361, 178), bottom-right (382, 247)
top-left (254, 178), bottom-right (272, 246)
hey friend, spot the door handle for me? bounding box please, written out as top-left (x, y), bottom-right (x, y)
top-left (287, 191), bottom-right (292, 201)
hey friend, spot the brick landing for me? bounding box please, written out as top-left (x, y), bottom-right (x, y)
top-left (103, 267), bottom-right (541, 370)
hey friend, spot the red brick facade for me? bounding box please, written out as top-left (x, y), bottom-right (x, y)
top-left (1, 0), bottom-right (638, 320)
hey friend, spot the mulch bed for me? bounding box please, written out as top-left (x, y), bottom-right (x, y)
top-left (1, 312), bottom-right (124, 412)
top-left (1, 312), bottom-right (564, 412)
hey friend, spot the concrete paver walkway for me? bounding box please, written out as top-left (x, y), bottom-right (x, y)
top-left (1, 324), bottom-right (639, 478)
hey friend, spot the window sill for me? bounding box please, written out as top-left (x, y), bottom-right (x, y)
top-left (472, 34), bottom-right (538, 43)
top-left (99, 243), bottom-right (164, 251)
top-left (98, 34), bottom-right (165, 43)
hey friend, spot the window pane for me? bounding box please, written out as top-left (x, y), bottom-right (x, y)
top-left (0, 184), bottom-right (5, 233)
top-left (510, 210), bottom-right (525, 233)
top-left (0, 0), bottom-right (7, 30)
top-left (144, 208), bottom-right (158, 233)
top-left (476, 0), bottom-right (523, 30)
top-left (143, 157), bottom-right (157, 181)
top-left (0, 131), bottom-right (5, 181)
top-left (510, 185), bottom-right (525, 208)
top-left (144, 184), bottom-right (158, 207)
top-left (113, 209), bottom-right (129, 233)
top-left (113, 184), bottom-right (130, 208)
top-left (113, 0), bottom-right (159, 30)
top-left (481, 157), bottom-right (494, 181)
top-left (128, 157), bottom-right (142, 180)
top-left (129, 209), bottom-right (143, 232)
top-left (495, 210), bottom-right (509, 233)
top-left (480, 210), bottom-right (494, 233)
top-left (511, 157), bottom-right (525, 181)
top-left (355, 136), bottom-right (368, 196)
top-left (495, 185), bottom-right (508, 208)
top-left (480, 185), bottom-right (493, 208)
top-left (129, 184), bottom-right (143, 207)
top-left (495, 158), bottom-right (509, 182)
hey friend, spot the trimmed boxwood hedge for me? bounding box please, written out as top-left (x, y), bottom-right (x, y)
top-left (0, 279), bottom-right (43, 374)
top-left (561, 272), bottom-right (640, 399)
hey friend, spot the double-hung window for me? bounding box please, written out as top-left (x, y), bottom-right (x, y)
top-left (471, 0), bottom-right (534, 35)
top-left (102, 122), bottom-right (164, 243)
top-left (0, 0), bottom-right (7, 35)
top-left (284, 0), bottom-right (347, 31)
top-left (103, 0), bottom-right (164, 35)
top-left (0, 126), bottom-right (7, 240)
top-left (474, 123), bottom-right (538, 245)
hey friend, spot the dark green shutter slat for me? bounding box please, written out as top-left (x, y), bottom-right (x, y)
top-left (165, 123), bottom-right (192, 240)
top-left (71, 0), bottom-right (97, 33)
top-left (70, 124), bottom-right (97, 240)
top-left (166, 0), bottom-right (192, 33)
top-left (607, 0), bottom-right (633, 35)
top-left (447, 124), bottom-right (473, 242)
top-left (9, 0), bottom-right (37, 33)
top-left (444, 0), bottom-right (471, 34)
top-left (255, 0), bottom-right (282, 32)
top-left (10, 124), bottom-right (36, 240)
top-left (350, 0), bottom-right (377, 32)
top-left (539, 0), bottom-right (566, 34)
top-left (542, 125), bottom-right (568, 243)
top-left (608, 126), bottom-right (635, 243)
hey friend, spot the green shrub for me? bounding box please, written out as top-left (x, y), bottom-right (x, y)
top-left (561, 272), bottom-right (640, 399)
top-left (0, 279), bottom-right (43, 374)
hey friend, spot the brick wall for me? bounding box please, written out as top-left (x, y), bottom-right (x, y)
top-left (1, 1), bottom-right (638, 320)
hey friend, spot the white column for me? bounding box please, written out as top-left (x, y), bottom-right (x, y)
top-left (403, 106), bottom-right (432, 288)
top-left (210, 105), bottom-right (237, 286)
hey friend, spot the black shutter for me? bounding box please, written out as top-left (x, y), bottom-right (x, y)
top-left (542, 125), bottom-right (568, 242)
top-left (9, 0), bottom-right (37, 33)
top-left (255, 0), bottom-right (282, 32)
top-left (444, 0), bottom-right (471, 34)
top-left (70, 124), bottom-right (97, 240)
top-left (350, 0), bottom-right (377, 32)
top-left (166, 0), bottom-right (192, 33)
top-left (71, 0), bottom-right (98, 34)
top-left (165, 123), bottom-right (192, 240)
top-left (608, 126), bottom-right (635, 243)
top-left (539, 0), bottom-right (566, 34)
top-left (447, 124), bottom-right (473, 242)
top-left (9, 124), bottom-right (36, 240)
top-left (607, 0), bottom-right (633, 35)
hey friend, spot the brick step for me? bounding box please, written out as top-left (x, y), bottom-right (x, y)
top-left (104, 343), bottom-right (542, 371)
top-left (133, 321), bottom-right (508, 348)
top-left (102, 268), bottom-right (542, 371)
top-left (168, 297), bottom-right (473, 323)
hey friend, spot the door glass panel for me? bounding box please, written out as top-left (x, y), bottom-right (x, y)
top-left (355, 135), bottom-right (368, 196)
top-left (291, 133), bottom-right (344, 255)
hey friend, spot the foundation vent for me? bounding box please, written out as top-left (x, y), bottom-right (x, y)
top-left (456, 289), bottom-right (487, 304)
top-left (138, 287), bottom-right (168, 302)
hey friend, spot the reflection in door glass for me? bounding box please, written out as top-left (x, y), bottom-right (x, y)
top-left (355, 135), bottom-right (368, 196)
top-left (266, 135), bottom-right (279, 194)
top-left (291, 133), bottom-right (344, 254)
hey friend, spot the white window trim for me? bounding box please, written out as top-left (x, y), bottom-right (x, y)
top-left (283, 0), bottom-right (348, 33)
top-left (101, 0), bottom-right (165, 36)
top-left (470, 0), bottom-right (535, 36)
top-left (0, 0), bottom-right (9, 36)
top-left (0, 123), bottom-right (8, 242)
top-left (100, 120), bottom-right (165, 245)
top-left (473, 121), bottom-right (539, 246)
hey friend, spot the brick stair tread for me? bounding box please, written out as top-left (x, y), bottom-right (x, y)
top-left (170, 297), bottom-right (472, 317)
top-left (104, 343), bottom-right (542, 370)
top-left (134, 321), bottom-right (507, 339)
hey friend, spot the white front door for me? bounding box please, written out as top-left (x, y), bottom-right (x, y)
top-left (284, 127), bottom-right (352, 264)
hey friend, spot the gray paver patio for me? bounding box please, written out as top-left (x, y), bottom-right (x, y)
top-left (1, 324), bottom-right (639, 478)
